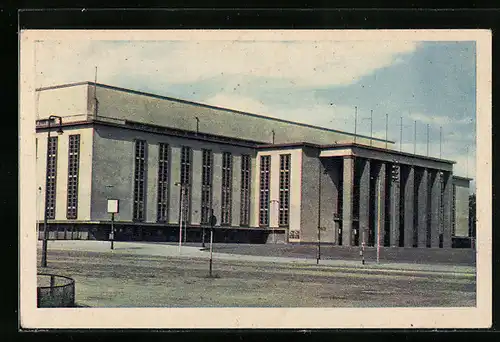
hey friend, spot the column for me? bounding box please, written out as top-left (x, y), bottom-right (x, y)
top-left (191, 149), bottom-right (203, 225)
top-left (359, 159), bottom-right (370, 246)
top-left (168, 146), bottom-right (181, 224)
top-left (417, 168), bottom-right (429, 247)
top-left (442, 171), bottom-right (453, 248)
top-left (403, 165), bottom-right (415, 247)
top-left (430, 170), bottom-right (440, 248)
top-left (375, 163), bottom-right (387, 246)
top-left (342, 156), bottom-right (354, 246)
top-left (390, 163), bottom-right (401, 247)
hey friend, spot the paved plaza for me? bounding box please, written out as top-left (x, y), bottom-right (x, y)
top-left (36, 240), bottom-right (476, 308)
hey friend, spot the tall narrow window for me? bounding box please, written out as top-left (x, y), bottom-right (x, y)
top-left (66, 134), bottom-right (80, 219)
top-left (133, 140), bottom-right (147, 221)
top-left (259, 155), bottom-right (271, 226)
top-left (201, 149), bottom-right (213, 224)
top-left (157, 143), bottom-right (169, 222)
top-left (180, 146), bottom-right (192, 224)
top-left (279, 154), bottom-right (291, 226)
top-left (45, 136), bottom-right (58, 219)
top-left (240, 154), bottom-right (251, 226)
top-left (221, 152), bottom-right (233, 225)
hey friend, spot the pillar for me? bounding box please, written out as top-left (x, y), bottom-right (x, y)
top-left (442, 171), bottom-right (453, 248)
top-left (342, 156), bottom-right (354, 246)
top-left (430, 170), bottom-right (440, 248)
top-left (417, 168), bottom-right (429, 247)
top-left (375, 163), bottom-right (387, 246)
top-left (403, 165), bottom-right (415, 248)
top-left (359, 159), bottom-right (370, 246)
top-left (390, 164), bottom-right (401, 247)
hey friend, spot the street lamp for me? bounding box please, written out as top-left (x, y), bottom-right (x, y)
top-left (175, 182), bottom-right (186, 254)
top-left (209, 208), bottom-right (217, 277)
top-left (41, 115), bottom-right (63, 268)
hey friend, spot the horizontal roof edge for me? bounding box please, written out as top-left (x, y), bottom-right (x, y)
top-left (259, 141), bottom-right (457, 165)
top-left (36, 81), bottom-right (395, 144)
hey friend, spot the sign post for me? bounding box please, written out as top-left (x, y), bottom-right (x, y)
top-left (107, 199), bottom-right (119, 250)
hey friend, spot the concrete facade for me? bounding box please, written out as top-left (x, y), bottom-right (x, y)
top-left (89, 125), bottom-right (256, 226)
top-left (35, 82), bottom-right (472, 248)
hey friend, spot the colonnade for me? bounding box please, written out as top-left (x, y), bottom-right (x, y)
top-left (339, 156), bottom-right (453, 248)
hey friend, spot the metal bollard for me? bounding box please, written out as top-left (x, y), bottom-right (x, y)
top-left (360, 242), bottom-right (365, 265)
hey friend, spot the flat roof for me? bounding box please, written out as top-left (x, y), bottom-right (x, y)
top-left (258, 141), bottom-right (456, 165)
top-left (36, 118), bottom-right (264, 148)
top-left (36, 81), bottom-right (395, 144)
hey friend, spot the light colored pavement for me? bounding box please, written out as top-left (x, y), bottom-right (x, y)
top-left (38, 240), bottom-right (475, 275)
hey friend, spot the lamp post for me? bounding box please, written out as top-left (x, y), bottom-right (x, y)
top-left (175, 182), bottom-right (186, 254)
top-left (41, 115), bottom-right (63, 268)
top-left (209, 209), bottom-right (217, 277)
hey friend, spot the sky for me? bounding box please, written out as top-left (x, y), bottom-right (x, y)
top-left (34, 39), bottom-right (477, 191)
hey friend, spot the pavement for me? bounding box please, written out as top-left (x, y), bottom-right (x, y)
top-left (38, 240), bottom-right (476, 275)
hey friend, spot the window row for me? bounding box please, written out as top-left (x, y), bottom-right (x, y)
top-left (45, 138), bottom-right (255, 226)
top-left (132, 142), bottom-right (251, 226)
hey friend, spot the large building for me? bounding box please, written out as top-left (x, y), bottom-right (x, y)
top-left (35, 81), bottom-right (471, 248)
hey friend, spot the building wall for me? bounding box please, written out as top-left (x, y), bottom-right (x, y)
top-left (90, 84), bottom-right (390, 148)
top-left (454, 183), bottom-right (470, 237)
top-left (36, 84), bottom-right (90, 122)
top-left (300, 147), bottom-right (321, 243)
top-left (36, 127), bottom-right (94, 222)
top-left (90, 125), bottom-right (256, 226)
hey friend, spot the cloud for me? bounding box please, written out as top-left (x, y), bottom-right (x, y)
top-left (35, 40), bottom-right (420, 89)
